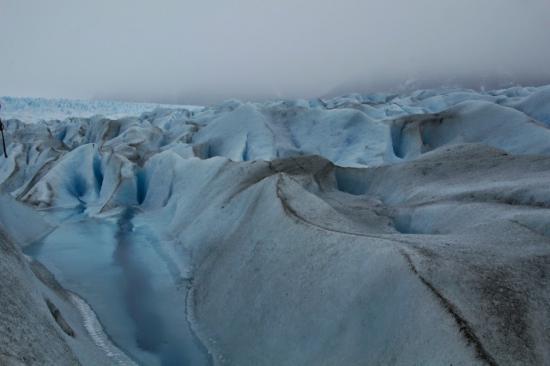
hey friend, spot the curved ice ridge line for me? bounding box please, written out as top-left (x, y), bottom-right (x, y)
top-left (69, 292), bottom-right (137, 366)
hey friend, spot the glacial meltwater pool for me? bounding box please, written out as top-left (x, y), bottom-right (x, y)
top-left (25, 209), bottom-right (210, 366)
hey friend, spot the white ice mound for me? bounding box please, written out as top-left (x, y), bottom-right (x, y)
top-left (390, 100), bottom-right (550, 160)
top-left (516, 85), bottom-right (550, 126)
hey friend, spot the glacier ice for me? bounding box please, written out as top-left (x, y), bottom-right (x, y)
top-left (0, 96), bottom-right (201, 124)
top-left (1, 85), bottom-right (550, 365)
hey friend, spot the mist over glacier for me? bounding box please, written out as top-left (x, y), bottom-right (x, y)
top-left (2, 0), bottom-right (550, 104)
top-left (1, 84), bottom-right (550, 365)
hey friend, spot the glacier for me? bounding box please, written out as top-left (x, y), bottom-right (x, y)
top-left (1, 85), bottom-right (550, 365)
top-left (0, 96), bottom-right (201, 124)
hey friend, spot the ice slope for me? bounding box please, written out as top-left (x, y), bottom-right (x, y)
top-left (0, 195), bottom-right (116, 366)
top-left (1, 85), bottom-right (550, 365)
top-left (515, 85), bottom-right (550, 126)
top-left (139, 149), bottom-right (550, 365)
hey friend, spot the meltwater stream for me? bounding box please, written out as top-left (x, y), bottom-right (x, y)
top-left (25, 209), bottom-right (211, 366)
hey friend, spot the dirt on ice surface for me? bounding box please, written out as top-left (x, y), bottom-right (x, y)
top-left (187, 148), bottom-right (550, 366)
top-left (1, 86), bottom-right (550, 365)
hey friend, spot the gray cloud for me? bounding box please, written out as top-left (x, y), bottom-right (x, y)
top-left (1, 0), bottom-right (549, 104)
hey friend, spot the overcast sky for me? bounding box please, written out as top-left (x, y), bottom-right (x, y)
top-left (1, 0), bottom-right (549, 104)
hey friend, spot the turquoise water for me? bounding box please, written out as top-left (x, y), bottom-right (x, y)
top-left (25, 210), bottom-right (210, 366)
